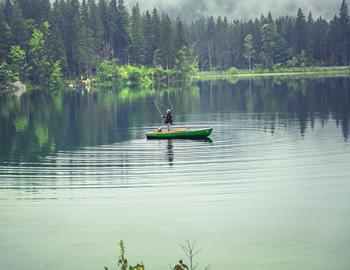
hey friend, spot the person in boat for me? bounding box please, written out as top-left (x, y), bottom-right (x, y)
top-left (163, 109), bottom-right (173, 131)
top-left (173, 260), bottom-right (188, 270)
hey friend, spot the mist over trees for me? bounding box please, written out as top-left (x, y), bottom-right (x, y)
top-left (125, 0), bottom-right (341, 22)
top-left (0, 0), bottom-right (349, 86)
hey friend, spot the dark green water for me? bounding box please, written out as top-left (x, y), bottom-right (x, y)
top-left (1, 76), bottom-right (350, 270)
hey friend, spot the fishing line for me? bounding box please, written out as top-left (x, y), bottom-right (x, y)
top-left (154, 101), bottom-right (168, 109)
top-left (167, 91), bottom-right (174, 111)
top-left (154, 101), bottom-right (163, 119)
top-left (154, 93), bottom-right (174, 121)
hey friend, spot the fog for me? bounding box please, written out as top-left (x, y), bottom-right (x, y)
top-left (126, 0), bottom-right (342, 21)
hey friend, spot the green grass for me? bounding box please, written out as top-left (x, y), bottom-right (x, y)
top-left (194, 66), bottom-right (350, 80)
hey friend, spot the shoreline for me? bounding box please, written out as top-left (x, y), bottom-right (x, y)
top-left (193, 66), bottom-right (350, 80)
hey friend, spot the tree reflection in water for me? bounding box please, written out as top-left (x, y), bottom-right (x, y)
top-left (0, 76), bottom-right (349, 163)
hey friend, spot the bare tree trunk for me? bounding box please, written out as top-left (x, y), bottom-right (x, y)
top-left (208, 46), bottom-right (212, 71)
top-left (180, 241), bottom-right (204, 270)
top-left (248, 52), bottom-right (251, 72)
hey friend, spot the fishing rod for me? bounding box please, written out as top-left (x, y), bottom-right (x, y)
top-left (167, 91), bottom-right (174, 111)
top-left (154, 93), bottom-right (174, 121)
top-left (154, 101), bottom-right (164, 119)
top-left (154, 93), bottom-right (174, 111)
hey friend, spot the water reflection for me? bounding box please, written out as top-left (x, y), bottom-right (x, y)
top-left (166, 140), bottom-right (174, 165)
top-left (163, 138), bottom-right (213, 166)
top-left (198, 76), bottom-right (350, 139)
top-left (0, 76), bottom-right (349, 163)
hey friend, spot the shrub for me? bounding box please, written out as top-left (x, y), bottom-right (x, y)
top-left (49, 61), bottom-right (63, 89)
top-left (96, 60), bottom-right (117, 82)
top-left (227, 67), bottom-right (239, 75)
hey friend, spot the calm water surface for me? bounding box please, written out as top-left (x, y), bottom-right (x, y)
top-left (1, 77), bottom-right (350, 270)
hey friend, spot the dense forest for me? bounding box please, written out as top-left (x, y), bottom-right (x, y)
top-left (0, 0), bottom-right (349, 88)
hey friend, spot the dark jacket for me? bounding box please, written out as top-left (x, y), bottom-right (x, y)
top-left (164, 111), bottom-right (173, 124)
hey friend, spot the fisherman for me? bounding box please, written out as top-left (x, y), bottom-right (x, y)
top-left (173, 260), bottom-right (188, 270)
top-left (163, 109), bottom-right (173, 131)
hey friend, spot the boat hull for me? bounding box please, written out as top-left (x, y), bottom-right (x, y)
top-left (146, 128), bottom-right (213, 139)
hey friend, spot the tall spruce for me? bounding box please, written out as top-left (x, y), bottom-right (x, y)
top-left (215, 16), bottom-right (231, 69)
top-left (338, 0), bottom-right (349, 64)
top-left (98, 0), bottom-right (110, 58)
top-left (295, 8), bottom-right (307, 54)
top-left (115, 0), bottom-right (130, 63)
top-left (260, 23), bottom-right (287, 68)
top-left (206, 16), bottom-right (215, 70)
top-left (243, 34), bottom-right (255, 71)
top-left (79, 0), bottom-right (95, 76)
top-left (142, 10), bottom-right (153, 66)
top-left (160, 14), bottom-right (174, 68)
top-left (150, 8), bottom-right (161, 65)
top-left (63, 0), bottom-right (81, 76)
top-left (108, 0), bottom-right (118, 59)
top-left (130, 4), bottom-right (145, 65)
top-left (28, 23), bottom-right (51, 86)
top-left (6, 0), bottom-right (28, 49)
top-left (49, 0), bottom-right (67, 73)
top-left (0, 10), bottom-right (11, 60)
top-left (87, 0), bottom-right (103, 62)
top-left (175, 16), bottom-right (187, 51)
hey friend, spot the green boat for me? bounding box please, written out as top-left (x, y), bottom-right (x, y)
top-left (146, 127), bottom-right (213, 139)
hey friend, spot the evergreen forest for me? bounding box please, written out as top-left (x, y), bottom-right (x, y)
top-left (0, 0), bottom-right (349, 89)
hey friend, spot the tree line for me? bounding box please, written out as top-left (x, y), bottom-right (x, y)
top-left (0, 0), bottom-right (349, 88)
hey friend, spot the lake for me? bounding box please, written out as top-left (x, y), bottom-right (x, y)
top-left (1, 76), bottom-right (350, 270)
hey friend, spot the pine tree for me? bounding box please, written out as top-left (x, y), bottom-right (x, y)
top-left (175, 17), bottom-right (187, 51)
top-left (6, 0), bottom-right (28, 49)
top-left (87, 0), bottom-right (103, 62)
top-left (115, 0), bottom-right (130, 63)
top-left (130, 4), bottom-right (145, 65)
top-left (339, 0), bottom-right (350, 64)
top-left (189, 17), bottom-right (207, 70)
top-left (174, 47), bottom-right (197, 80)
top-left (314, 16), bottom-right (328, 62)
top-left (260, 23), bottom-right (287, 68)
top-left (17, 0), bottom-right (51, 23)
top-left (98, 0), bottom-right (111, 58)
top-left (142, 10), bottom-right (153, 66)
top-left (229, 21), bottom-right (245, 68)
top-left (243, 34), bottom-right (256, 71)
top-left (206, 16), bottom-right (215, 70)
top-left (79, 0), bottom-right (95, 76)
top-left (160, 14), bottom-right (174, 69)
top-left (150, 8), bottom-right (161, 60)
top-left (48, 0), bottom-right (67, 73)
top-left (327, 15), bottom-right (342, 65)
top-left (49, 60), bottom-right (63, 89)
top-left (8, 45), bottom-right (26, 81)
top-left (215, 16), bottom-right (231, 69)
top-left (28, 23), bottom-right (51, 85)
top-left (63, 0), bottom-right (81, 76)
top-left (295, 8), bottom-right (306, 54)
top-left (153, 48), bottom-right (162, 67)
top-left (267, 11), bottom-right (273, 24)
top-left (3, 0), bottom-right (13, 22)
top-left (0, 10), bottom-right (11, 61)
top-left (108, 0), bottom-right (118, 59)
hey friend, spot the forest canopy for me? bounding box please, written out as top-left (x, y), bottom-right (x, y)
top-left (0, 0), bottom-right (349, 88)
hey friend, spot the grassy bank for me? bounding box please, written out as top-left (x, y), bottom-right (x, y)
top-left (194, 66), bottom-right (350, 80)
